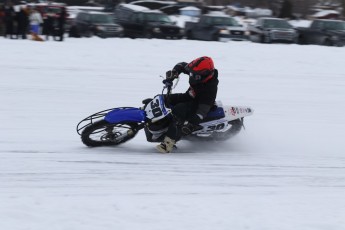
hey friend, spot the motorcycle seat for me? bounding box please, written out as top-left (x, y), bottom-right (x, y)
top-left (203, 106), bottom-right (225, 122)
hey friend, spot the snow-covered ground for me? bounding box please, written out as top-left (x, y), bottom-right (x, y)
top-left (1, 37), bottom-right (345, 230)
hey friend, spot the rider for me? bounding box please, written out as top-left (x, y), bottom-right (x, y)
top-left (156, 56), bottom-right (219, 153)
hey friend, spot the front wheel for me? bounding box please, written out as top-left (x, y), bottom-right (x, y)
top-left (81, 120), bottom-right (138, 147)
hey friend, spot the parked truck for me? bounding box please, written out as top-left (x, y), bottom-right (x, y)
top-left (297, 19), bottom-right (345, 46)
top-left (248, 17), bottom-right (298, 43)
top-left (184, 13), bottom-right (248, 42)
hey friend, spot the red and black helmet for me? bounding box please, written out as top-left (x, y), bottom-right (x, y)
top-left (185, 56), bottom-right (215, 85)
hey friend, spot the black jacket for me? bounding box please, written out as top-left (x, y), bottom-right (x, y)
top-left (169, 62), bottom-right (219, 120)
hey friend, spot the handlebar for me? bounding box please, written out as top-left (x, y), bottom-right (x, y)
top-left (161, 75), bottom-right (179, 106)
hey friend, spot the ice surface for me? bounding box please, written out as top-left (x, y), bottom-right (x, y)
top-left (1, 37), bottom-right (345, 230)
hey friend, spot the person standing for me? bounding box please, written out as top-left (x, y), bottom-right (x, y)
top-left (16, 6), bottom-right (29, 39)
top-left (0, 5), bottom-right (5, 36)
top-left (43, 8), bottom-right (54, 40)
top-left (3, 3), bottom-right (16, 39)
top-left (55, 7), bottom-right (66, 41)
top-left (29, 7), bottom-right (42, 36)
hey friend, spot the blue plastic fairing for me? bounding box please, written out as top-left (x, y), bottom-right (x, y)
top-left (105, 107), bottom-right (146, 124)
top-left (206, 107), bottom-right (225, 119)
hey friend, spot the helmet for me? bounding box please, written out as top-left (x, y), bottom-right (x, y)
top-left (185, 56), bottom-right (215, 85)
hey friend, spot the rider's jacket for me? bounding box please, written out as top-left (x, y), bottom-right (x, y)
top-left (168, 62), bottom-right (219, 119)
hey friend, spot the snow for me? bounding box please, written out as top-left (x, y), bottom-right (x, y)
top-left (313, 10), bottom-right (340, 17)
top-left (1, 37), bottom-right (345, 230)
top-left (118, 3), bottom-right (150, 12)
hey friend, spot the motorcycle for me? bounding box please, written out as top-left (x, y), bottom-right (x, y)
top-left (76, 77), bottom-right (253, 147)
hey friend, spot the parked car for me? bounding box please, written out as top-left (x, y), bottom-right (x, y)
top-left (114, 4), bottom-right (184, 39)
top-left (296, 19), bottom-right (345, 46)
top-left (69, 11), bottom-right (123, 38)
top-left (248, 17), bottom-right (298, 43)
top-left (66, 6), bottom-right (105, 32)
top-left (184, 12), bottom-right (248, 41)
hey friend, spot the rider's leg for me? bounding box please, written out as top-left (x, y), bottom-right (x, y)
top-left (156, 102), bottom-right (196, 153)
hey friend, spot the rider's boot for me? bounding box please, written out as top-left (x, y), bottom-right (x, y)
top-left (156, 136), bottom-right (176, 153)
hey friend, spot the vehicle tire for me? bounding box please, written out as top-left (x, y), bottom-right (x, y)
top-left (69, 26), bottom-right (80, 38)
top-left (210, 119), bottom-right (243, 141)
top-left (263, 35), bottom-right (271, 43)
top-left (85, 30), bottom-right (94, 38)
top-left (297, 35), bottom-right (305, 45)
top-left (99, 32), bottom-right (107, 39)
top-left (186, 31), bottom-right (193, 40)
top-left (186, 119), bottom-right (243, 142)
top-left (323, 38), bottom-right (333, 46)
top-left (144, 30), bottom-right (152, 39)
top-left (81, 120), bottom-right (138, 147)
top-left (212, 34), bottom-right (220, 42)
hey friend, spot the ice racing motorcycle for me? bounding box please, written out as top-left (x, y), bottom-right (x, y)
top-left (76, 78), bottom-right (253, 147)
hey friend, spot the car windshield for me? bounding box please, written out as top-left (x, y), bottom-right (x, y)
top-left (144, 13), bottom-right (172, 24)
top-left (91, 14), bottom-right (113, 24)
top-left (45, 7), bottom-right (62, 14)
top-left (324, 21), bottom-right (345, 30)
top-left (263, 19), bottom-right (292, 29)
top-left (207, 17), bottom-right (241, 26)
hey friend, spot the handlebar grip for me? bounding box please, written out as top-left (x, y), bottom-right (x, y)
top-left (162, 79), bottom-right (173, 87)
top-left (166, 70), bottom-right (179, 80)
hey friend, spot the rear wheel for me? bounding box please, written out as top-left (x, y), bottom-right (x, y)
top-left (81, 120), bottom-right (138, 147)
top-left (186, 119), bottom-right (243, 141)
top-left (211, 119), bottom-right (242, 141)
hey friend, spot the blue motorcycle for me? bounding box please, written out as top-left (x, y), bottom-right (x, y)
top-left (76, 78), bottom-right (253, 147)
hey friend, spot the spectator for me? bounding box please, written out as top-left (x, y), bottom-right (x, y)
top-left (55, 7), bottom-right (66, 41)
top-left (43, 8), bottom-right (54, 40)
top-left (3, 3), bottom-right (16, 39)
top-left (16, 6), bottom-right (29, 39)
top-left (29, 7), bottom-right (42, 36)
top-left (0, 5), bottom-right (5, 36)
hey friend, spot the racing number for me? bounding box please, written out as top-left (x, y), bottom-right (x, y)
top-left (150, 99), bottom-right (163, 117)
top-left (207, 123), bottom-right (225, 132)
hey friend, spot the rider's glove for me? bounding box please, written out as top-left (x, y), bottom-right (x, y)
top-left (166, 69), bottom-right (179, 80)
top-left (162, 79), bottom-right (173, 87)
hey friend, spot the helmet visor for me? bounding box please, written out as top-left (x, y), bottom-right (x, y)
top-left (188, 69), bottom-right (213, 80)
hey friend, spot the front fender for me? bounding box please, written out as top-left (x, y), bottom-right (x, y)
top-left (105, 107), bottom-right (146, 124)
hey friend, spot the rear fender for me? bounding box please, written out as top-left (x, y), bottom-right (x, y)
top-left (223, 105), bottom-right (254, 120)
top-left (105, 107), bottom-right (146, 124)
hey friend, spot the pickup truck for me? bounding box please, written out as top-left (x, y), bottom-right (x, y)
top-left (297, 19), bottom-right (345, 46)
top-left (248, 17), bottom-right (298, 43)
top-left (184, 13), bottom-right (248, 42)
